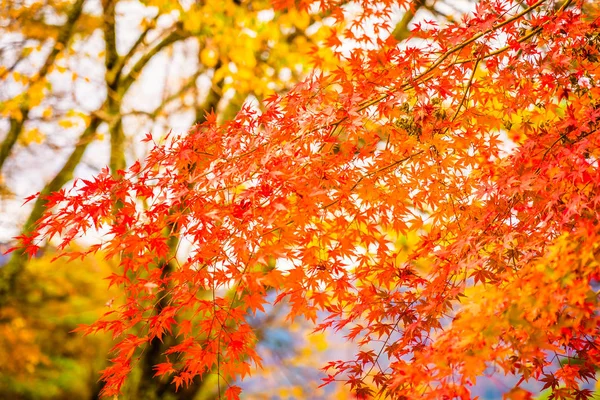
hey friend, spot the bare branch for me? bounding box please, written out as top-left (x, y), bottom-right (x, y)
top-left (111, 14), bottom-right (160, 84)
top-left (119, 28), bottom-right (187, 95)
top-left (102, 0), bottom-right (119, 84)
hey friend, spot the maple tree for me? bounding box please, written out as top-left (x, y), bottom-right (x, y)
top-left (9, 0), bottom-right (600, 399)
top-left (1, 0), bottom-right (342, 398)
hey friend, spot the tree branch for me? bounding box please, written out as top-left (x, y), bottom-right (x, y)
top-left (102, 0), bottom-right (119, 79)
top-left (38, 0), bottom-right (87, 79)
top-left (98, 0), bottom-right (126, 176)
top-left (119, 29), bottom-right (186, 95)
top-left (109, 117), bottom-right (126, 175)
top-left (111, 15), bottom-right (160, 85)
top-left (0, 0), bottom-right (86, 171)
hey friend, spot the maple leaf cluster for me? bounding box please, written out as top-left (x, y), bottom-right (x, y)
top-left (17, 0), bottom-right (600, 398)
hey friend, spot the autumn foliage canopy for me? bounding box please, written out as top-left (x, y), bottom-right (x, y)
top-left (16, 0), bottom-right (600, 398)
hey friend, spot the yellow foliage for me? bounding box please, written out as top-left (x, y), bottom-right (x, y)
top-left (20, 128), bottom-right (45, 145)
top-left (307, 331), bottom-right (328, 352)
top-left (26, 81), bottom-right (47, 109)
top-left (0, 249), bottom-right (118, 399)
top-left (58, 119), bottom-right (75, 129)
top-left (42, 107), bottom-right (53, 120)
top-left (0, 307), bottom-right (48, 376)
top-left (200, 47), bottom-right (219, 68)
top-left (291, 10), bottom-right (311, 30)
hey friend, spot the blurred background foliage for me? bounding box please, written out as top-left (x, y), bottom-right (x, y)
top-left (0, 249), bottom-right (116, 399)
